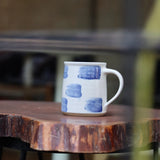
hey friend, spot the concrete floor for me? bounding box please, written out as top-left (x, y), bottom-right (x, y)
top-left (1, 147), bottom-right (156, 160)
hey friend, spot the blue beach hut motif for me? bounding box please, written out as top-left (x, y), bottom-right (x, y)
top-left (63, 65), bottom-right (68, 79)
top-left (61, 97), bottom-right (68, 112)
top-left (78, 66), bottom-right (101, 80)
top-left (65, 84), bottom-right (82, 98)
top-left (85, 98), bottom-right (102, 112)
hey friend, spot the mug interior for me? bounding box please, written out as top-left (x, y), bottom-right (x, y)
top-left (64, 61), bottom-right (106, 66)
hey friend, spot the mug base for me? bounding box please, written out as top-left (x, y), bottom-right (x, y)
top-left (62, 112), bottom-right (107, 117)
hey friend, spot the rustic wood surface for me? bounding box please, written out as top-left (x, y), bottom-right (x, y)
top-left (0, 100), bottom-right (159, 153)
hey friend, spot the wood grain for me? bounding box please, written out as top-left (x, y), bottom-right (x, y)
top-left (0, 100), bottom-right (159, 153)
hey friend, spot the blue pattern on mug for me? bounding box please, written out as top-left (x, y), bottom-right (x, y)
top-left (78, 66), bottom-right (101, 80)
top-left (61, 97), bottom-right (68, 112)
top-left (85, 98), bottom-right (102, 112)
top-left (63, 65), bottom-right (68, 79)
top-left (65, 84), bottom-right (82, 98)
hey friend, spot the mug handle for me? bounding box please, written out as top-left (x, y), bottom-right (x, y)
top-left (103, 68), bottom-right (124, 110)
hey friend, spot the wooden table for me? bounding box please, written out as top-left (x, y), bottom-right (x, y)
top-left (0, 100), bottom-right (160, 160)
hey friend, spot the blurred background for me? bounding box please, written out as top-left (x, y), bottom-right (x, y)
top-left (0, 0), bottom-right (160, 160)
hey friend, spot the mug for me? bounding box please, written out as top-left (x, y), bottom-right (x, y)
top-left (61, 61), bottom-right (124, 116)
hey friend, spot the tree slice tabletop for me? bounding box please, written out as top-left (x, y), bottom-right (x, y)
top-left (0, 100), bottom-right (159, 153)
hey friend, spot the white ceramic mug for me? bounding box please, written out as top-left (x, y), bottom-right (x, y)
top-left (61, 61), bottom-right (124, 116)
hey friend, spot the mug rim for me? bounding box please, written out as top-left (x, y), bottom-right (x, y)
top-left (64, 61), bottom-right (106, 66)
